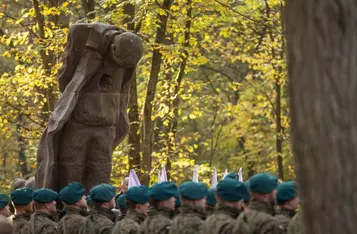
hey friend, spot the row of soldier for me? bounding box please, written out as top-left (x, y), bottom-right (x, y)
top-left (0, 172), bottom-right (301, 234)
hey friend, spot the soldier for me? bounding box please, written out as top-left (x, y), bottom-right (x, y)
top-left (141, 181), bottom-right (177, 234)
top-left (170, 181), bottom-right (208, 234)
top-left (203, 179), bottom-right (246, 234)
top-left (84, 184), bottom-right (116, 234)
top-left (275, 182), bottom-right (299, 233)
top-left (8, 188), bottom-right (33, 234)
top-left (116, 194), bottom-right (127, 221)
top-left (205, 189), bottom-right (216, 217)
top-left (0, 194), bottom-right (11, 218)
top-left (87, 195), bottom-right (93, 212)
top-left (287, 212), bottom-right (303, 234)
top-left (0, 216), bottom-right (12, 234)
top-left (30, 188), bottom-right (58, 234)
top-left (112, 186), bottom-right (149, 234)
top-left (58, 182), bottom-right (88, 234)
top-left (232, 173), bottom-right (281, 234)
top-left (242, 182), bottom-right (250, 211)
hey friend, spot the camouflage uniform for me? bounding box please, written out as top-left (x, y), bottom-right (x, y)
top-left (8, 213), bottom-right (31, 234)
top-left (57, 207), bottom-right (88, 234)
top-left (83, 208), bottom-right (115, 234)
top-left (141, 207), bottom-right (174, 234)
top-left (287, 212), bottom-right (303, 234)
top-left (275, 209), bottom-right (296, 234)
top-left (205, 205), bottom-right (215, 217)
top-left (170, 204), bottom-right (206, 234)
top-left (202, 204), bottom-right (241, 234)
top-left (30, 211), bottom-right (57, 234)
top-left (112, 210), bottom-right (146, 234)
top-left (232, 200), bottom-right (281, 234)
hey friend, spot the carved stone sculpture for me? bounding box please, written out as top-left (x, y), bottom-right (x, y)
top-left (36, 23), bottom-right (144, 192)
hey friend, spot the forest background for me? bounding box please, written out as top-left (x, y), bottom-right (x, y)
top-left (0, 0), bottom-right (291, 192)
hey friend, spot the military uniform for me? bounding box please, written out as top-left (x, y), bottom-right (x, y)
top-left (141, 207), bottom-right (174, 234)
top-left (84, 208), bottom-right (115, 234)
top-left (232, 200), bottom-right (281, 234)
top-left (112, 210), bottom-right (145, 234)
top-left (57, 207), bottom-right (88, 234)
top-left (30, 211), bottom-right (57, 234)
top-left (203, 204), bottom-right (241, 234)
top-left (205, 205), bottom-right (215, 217)
top-left (287, 212), bottom-right (303, 234)
top-left (8, 213), bottom-right (31, 234)
top-left (275, 209), bottom-right (296, 233)
top-left (170, 204), bottom-right (206, 234)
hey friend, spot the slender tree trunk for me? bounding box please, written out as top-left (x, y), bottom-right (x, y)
top-left (122, 2), bottom-right (141, 173)
top-left (16, 114), bottom-right (28, 176)
top-left (141, 0), bottom-right (173, 185)
top-left (264, 0), bottom-right (284, 179)
top-left (81, 0), bottom-right (95, 19)
top-left (285, 0), bottom-right (357, 233)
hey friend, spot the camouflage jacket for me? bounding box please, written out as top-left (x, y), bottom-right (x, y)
top-left (170, 204), bottom-right (206, 234)
top-left (205, 205), bottom-right (215, 217)
top-left (287, 212), bottom-right (303, 234)
top-left (202, 204), bottom-right (241, 234)
top-left (112, 210), bottom-right (146, 234)
top-left (232, 200), bottom-right (281, 234)
top-left (275, 209), bottom-right (296, 234)
top-left (83, 207), bottom-right (115, 234)
top-left (57, 207), bottom-right (88, 234)
top-left (141, 207), bottom-right (174, 234)
top-left (8, 213), bottom-right (31, 234)
top-left (30, 211), bottom-right (58, 234)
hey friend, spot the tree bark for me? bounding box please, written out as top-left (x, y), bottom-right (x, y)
top-left (141, 0), bottom-right (173, 185)
top-left (285, 0), bottom-right (357, 233)
top-left (80, 0), bottom-right (95, 19)
top-left (122, 2), bottom-right (141, 173)
top-left (16, 114), bottom-right (28, 176)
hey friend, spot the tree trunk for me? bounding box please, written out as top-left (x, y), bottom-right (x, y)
top-left (141, 0), bottom-right (173, 185)
top-left (122, 2), bottom-right (141, 173)
top-left (285, 0), bottom-right (357, 233)
top-left (16, 114), bottom-right (28, 176)
top-left (80, 0), bottom-right (95, 19)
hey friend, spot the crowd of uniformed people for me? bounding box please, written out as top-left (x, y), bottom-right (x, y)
top-left (0, 172), bottom-right (301, 234)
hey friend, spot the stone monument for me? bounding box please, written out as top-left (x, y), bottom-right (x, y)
top-left (35, 23), bottom-right (144, 192)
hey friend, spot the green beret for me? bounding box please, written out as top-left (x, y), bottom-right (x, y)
top-left (206, 189), bottom-right (216, 206)
top-left (248, 173), bottom-right (278, 194)
top-left (86, 195), bottom-right (92, 206)
top-left (59, 182), bottom-right (85, 205)
top-left (90, 184), bottom-right (116, 202)
top-left (126, 186), bottom-right (149, 204)
top-left (174, 192), bottom-right (181, 207)
top-left (277, 181), bottom-right (297, 202)
top-left (33, 188), bottom-right (58, 203)
top-left (179, 181), bottom-right (208, 200)
top-left (0, 194), bottom-right (9, 209)
top-left (11, 188), bottom-right (33, 205)
top-left (217, 179), bottom-right (246, 202)
top-left (225, 173), bottom-right (238, 180)
top-left (116, 194), bottom-right (127, 209)
top-left (149, 182), bottom-right (177, 201)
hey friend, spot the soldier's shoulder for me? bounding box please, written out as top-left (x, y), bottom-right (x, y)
top-left (275, 213), bottom-right (290, 223)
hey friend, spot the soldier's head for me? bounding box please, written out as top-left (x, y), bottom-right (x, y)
top-left (59, 182), bottom-right (87, 210)
top-left (116, 194), bottom-right (127, 214)
top-left (90, 184), bottom-right (116, 210)
top-left (125, 186), bottom-right (150, 215)
top-left (248, 173), bottom-right (278, 205)
top-left (11, 187), bottom-right (34, 215)
top-left (148, 182), bottom-right (177, 211)
top-left (33, 188), bottom-right (58, 215)
top-left (0, 194), bottom-right (10, 218)
top-left (0, 217), bottom-right (12, 234)
top-left (276, 181), bottom-right (299, 211)
top-left (110, 32), bottom-right (144, 68)
top-left (179, 182), bottom-right (208, 209)
top-left (216, 179), bottom-right (249, 210)
top-left (206, 188), bottom-right (216, 209)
